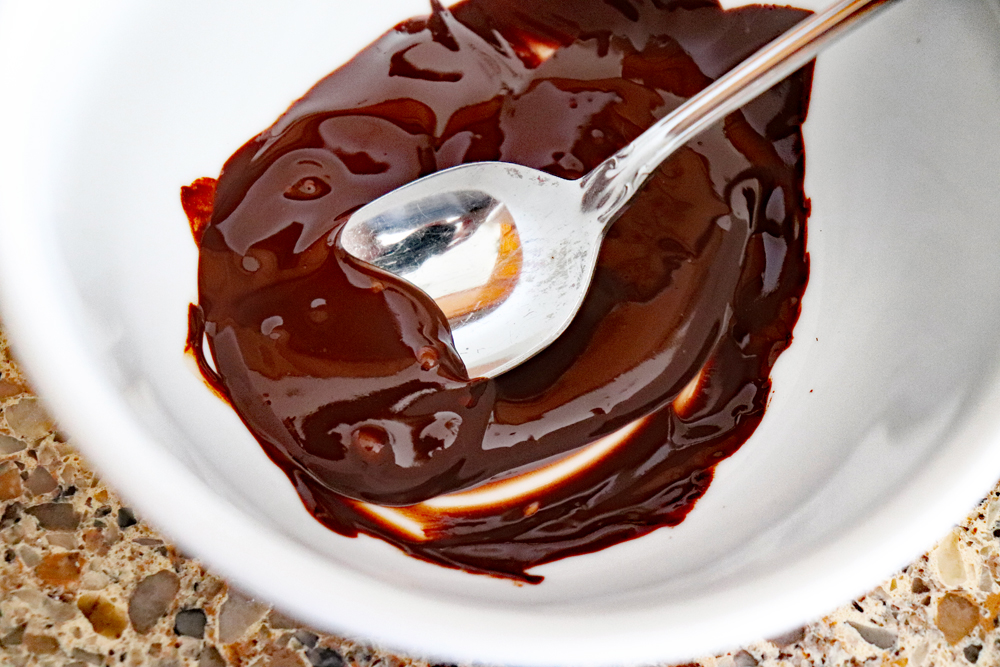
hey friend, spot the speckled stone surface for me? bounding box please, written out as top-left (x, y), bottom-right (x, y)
top-left (1, 325), bottom-right (998, 667)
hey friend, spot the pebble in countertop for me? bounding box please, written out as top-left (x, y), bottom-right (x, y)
top-left (1, 325), bottom-right (999, 667)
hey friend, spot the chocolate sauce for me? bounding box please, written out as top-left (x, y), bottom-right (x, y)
top-left (186, 0), bottom-right (812, 583)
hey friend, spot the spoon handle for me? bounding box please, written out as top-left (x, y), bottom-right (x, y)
top-left (580, 0), bottom-right (900, 224)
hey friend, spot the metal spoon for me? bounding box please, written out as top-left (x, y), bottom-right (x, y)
top-left (340, 0), bottom-right (897, 378)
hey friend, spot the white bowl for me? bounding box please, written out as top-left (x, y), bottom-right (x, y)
top-left (2, 0), bottom-right (1000, 664)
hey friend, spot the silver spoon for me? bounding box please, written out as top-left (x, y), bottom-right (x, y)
top-left (340, 0), bottom-right (898, 378)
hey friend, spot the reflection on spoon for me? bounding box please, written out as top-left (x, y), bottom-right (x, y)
top-left (339, 191), bottom-right (523, 329)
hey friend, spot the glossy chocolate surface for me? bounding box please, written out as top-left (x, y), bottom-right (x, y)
top-left (186, 0), bottom-right (812, 582)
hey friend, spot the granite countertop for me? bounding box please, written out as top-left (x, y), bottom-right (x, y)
top-left (1, 327), bottom-right (997, 667)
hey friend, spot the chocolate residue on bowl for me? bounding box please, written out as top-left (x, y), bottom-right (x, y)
top-left (184, 0), bottom-right (812, 583)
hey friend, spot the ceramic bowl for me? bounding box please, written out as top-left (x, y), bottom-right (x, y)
top-left (2, 0), bottom-right (1000, 664)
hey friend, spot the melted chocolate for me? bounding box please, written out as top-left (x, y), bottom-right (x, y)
top-left (186, 0), bottom-right (812, 582)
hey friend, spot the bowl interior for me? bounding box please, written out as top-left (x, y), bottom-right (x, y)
top-left (3, 0), bottom-right (1000, 664)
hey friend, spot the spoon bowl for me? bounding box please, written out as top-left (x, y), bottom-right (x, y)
top-left (341, 162), bottom-right (592, 377)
